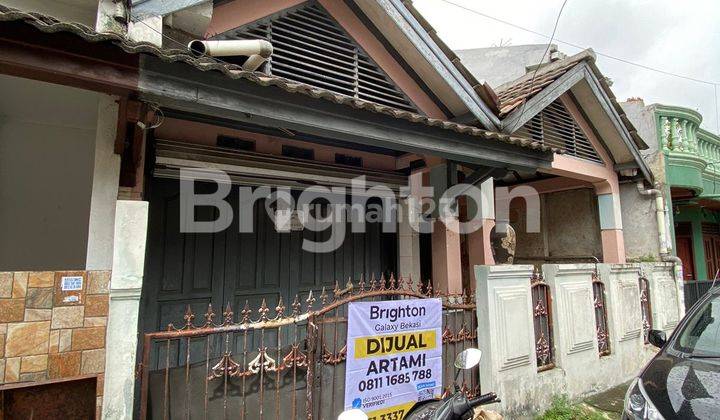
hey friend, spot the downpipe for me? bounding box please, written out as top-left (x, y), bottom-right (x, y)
top-left (188, 39), bottom-right (273, 71)
top-left (637, 180), bottom-right (685, 314)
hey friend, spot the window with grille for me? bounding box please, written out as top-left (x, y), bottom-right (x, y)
top-left (592, 272), bottom-right (611, 356)
top-left (517, 99), bottom-right (602, 163)
top-left (639, 276), bottom-right (653, 344)
top-left (531, 269), bottom-right (554, 370)
top-left (217, 1), bottom-right (418, 113)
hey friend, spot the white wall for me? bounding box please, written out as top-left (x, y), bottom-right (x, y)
top-left (474, 262), bottom-right (682, 418)
top-left (0, 75), bottom-right (118, 271)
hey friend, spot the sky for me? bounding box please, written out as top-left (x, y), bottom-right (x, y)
top-left (413, 0), bottom-right (720, 134)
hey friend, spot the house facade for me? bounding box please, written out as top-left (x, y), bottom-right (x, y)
top-left (0, 2), bottom-right (684, 418)
top-left (623, 99), bottom-right (720, 302)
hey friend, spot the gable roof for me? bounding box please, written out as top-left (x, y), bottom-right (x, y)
top-left (495, 50), bottom-right (647, 150)
top-left (455, 47), bottom-right (653, 182)
top-left (396, 0), bottom-right (502, 117)
top-left (0, 4), bottom-right (558, 155)
top-left (213, 2), bottom-right (419, 113)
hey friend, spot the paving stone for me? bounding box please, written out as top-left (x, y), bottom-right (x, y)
top-left (11, 272), bottom-right (27, 298)
top-left (0, 359), bottom-right (5, 382)
top-left (20, 354), bottom-right (48, 373)
top-left (0, 273), bottom-right (13, 298)
top-left (49, 329), bottom-right (60, 353)
top-left (28, 272), bottom-right (54, 288)
top-left (84, 316), bottom-right (107, 327)
top-left (5, 321), bottom-right (50, 357)
top-left (24, 308), bottom-right (52, 321)
top-left (51, 306), bottom-right (84, 329)
top-left (0, 333), bottom-right (4, 358)
top-left (25, 287), bottom-right (53, 309)
top-left (5, 357), bottom-right (19, 382)
top-left (0, 299), bottom-right (25, 323)
top-left (81, 349), bottom-right (105, 374)
top-left (0, 324), bottom-right (7, 334)
top-left (58, 329), bottom-right (72, 352)
top-left (48, 351), bottom-right (81, 379)
top-left (86, 271), bottom-right (110, 295)
top-left (84, 295), bottom-right (109, 317)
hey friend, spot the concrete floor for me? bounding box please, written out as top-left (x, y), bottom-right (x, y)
top-left (583, 381), bottom-right (632, 419)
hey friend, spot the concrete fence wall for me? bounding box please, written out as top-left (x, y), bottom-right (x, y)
top-left (475, 262), bottom-right (682, 417)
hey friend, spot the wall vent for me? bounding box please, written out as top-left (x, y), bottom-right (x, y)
top-left (217, 135), bottom-right (255, 151)
top-left (217, 1), bottom-right (418, 113)
top-left (335, 153), bottom-right (363, 167)
top-left (282, 145), bottom-right (315, 160)
top-left (517, 99), bottom-right (602, 163)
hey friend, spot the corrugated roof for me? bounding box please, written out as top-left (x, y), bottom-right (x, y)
top-left (0, 5), bottom-right (558, 154)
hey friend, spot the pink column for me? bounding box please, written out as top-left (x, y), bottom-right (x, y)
top-left (594, 180), bottom-right (626, 263)
top-left (467, 178), bottom-right (496, 268)
top-left (432, 218), bottom-right (463, 294)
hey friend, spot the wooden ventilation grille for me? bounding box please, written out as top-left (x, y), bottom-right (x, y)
top-left (517, 99), bottom-right (602, 163)
top-left (220, 2), bottom-right (418, 112)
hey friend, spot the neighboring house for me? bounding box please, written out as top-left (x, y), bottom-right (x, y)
top-left (458, 46), bottom-right (684, 414)
top-left (0, 2), bottom-right (683, 419)
top-left (623, 99), bottom-right (720, 304)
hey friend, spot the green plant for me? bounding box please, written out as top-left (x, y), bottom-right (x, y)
top-left (535, 395), bottom-right (608, 420)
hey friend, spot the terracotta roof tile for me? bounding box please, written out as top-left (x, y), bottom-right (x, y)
top-left (493, 49), bottom-right (648, 150)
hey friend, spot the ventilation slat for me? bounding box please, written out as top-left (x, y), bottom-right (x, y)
top-left (358, 80), bottom-right (408, 99)
top-left (271, 25), bottom-right (357, 56)
top-left (272, 20), bottom-right (357, 50)
top-left (217, 1), bottom-right (416, 113)
top-left (519, 99), bottom-right (602, 163)
top-left (271, 68), bottom-right (356, 95)
top-left (271, 62), bottom-right (356, 90)
top-left (273, 56), bottom-right (356, 85)
top-left (269, 37), bottom-right (355, 66)
top-left (272, 50), bottom-right (356, 76)
top-left (281, 14), bottom-right (348, 40)
top-left (358, 92), bottom-right (416, 111)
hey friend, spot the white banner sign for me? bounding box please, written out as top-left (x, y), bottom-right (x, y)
top-left (344, 298), bottom-right (442, 419)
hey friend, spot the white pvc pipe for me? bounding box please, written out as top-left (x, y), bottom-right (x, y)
top-left (188, 39), bottom-right (273, 71)
top-left (636, 180), bottom-right (668, 254)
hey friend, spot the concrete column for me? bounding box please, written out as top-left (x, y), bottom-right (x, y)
top-left (428, 163), bottom-right (463, 294)
top-left (102, 200), bottom-right (149, 419)
top-left (467, 178), bottom-right (496, 271)
top-left (595, 182), bottom-right (626, 263)
top-left (474, 264), bottom-right (536, 415)
top-left (128, 15), bottom-right (162, 47)
top-left (432, 219), bottom-right (463, 294)
top-left (398, 198), bottom-right (421, 285)
top-left (96, 0), bottom-right (127, 35)
top-left (85, 95), bottom-right (121, 270)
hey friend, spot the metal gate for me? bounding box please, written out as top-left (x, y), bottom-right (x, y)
top-left (138, 275), bottom-right (479, 419)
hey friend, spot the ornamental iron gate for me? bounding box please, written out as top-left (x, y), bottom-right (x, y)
top-left (138, 274), bottom-right (479, 420)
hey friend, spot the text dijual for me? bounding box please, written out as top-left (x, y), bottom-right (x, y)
top-left (369, 304), bottom-right (426, 322)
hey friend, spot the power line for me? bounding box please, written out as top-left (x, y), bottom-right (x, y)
top-left (510, 0), bottom-right (568, 132)
top-left (438, 0), bottom-right (720, 86)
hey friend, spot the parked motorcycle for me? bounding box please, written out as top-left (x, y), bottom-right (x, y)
top-left (338, 348), bottom-right (501, 420)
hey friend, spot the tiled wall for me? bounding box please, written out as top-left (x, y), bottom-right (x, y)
top-left (0, 270), bottom-right (110, 412)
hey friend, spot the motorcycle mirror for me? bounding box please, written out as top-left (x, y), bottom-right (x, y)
top-left (337, 409), bottom-right (368, 420)
top-left (454, 348), bottom-right (482, 370)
